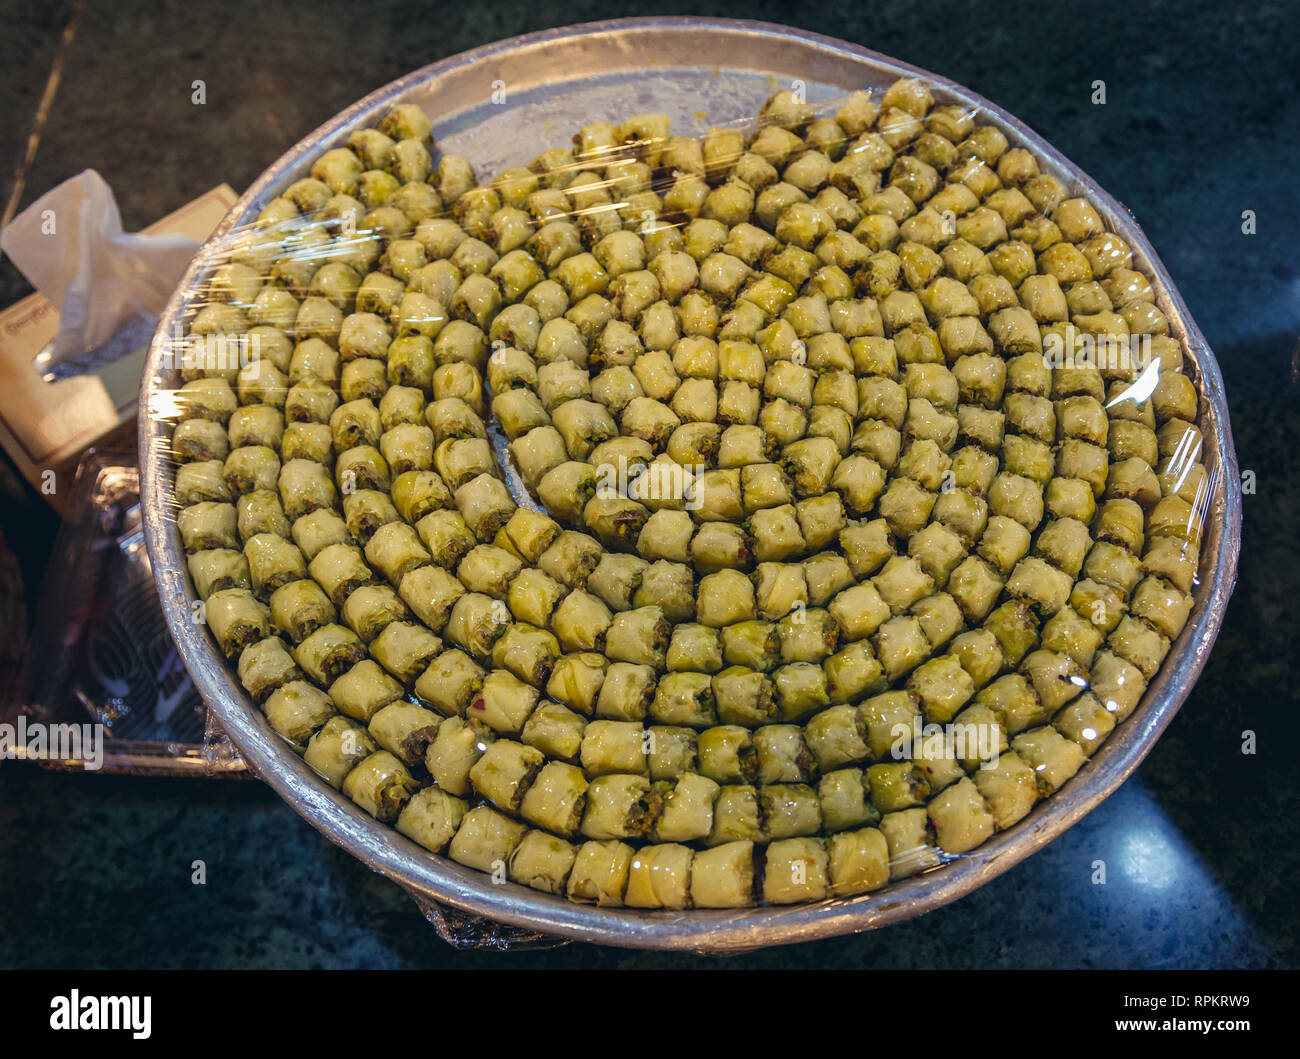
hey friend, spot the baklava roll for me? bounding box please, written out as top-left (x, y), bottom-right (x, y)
top-left (827, 827), bottom-right (890, 896)
top-left (279, 457), bottom-right (337, 519)
top-left (237, 636), bottom-right (301, 702)
top-left (603, 607), bottom-right (672, 669)
top-left (329, 658), bottom-right (403, 722)
top-left (396, 787), bottom-right (467, 853)
top-left (444, 592), bottom-right (511, 661)
top-left (340, 583), bottom-right (408, 643)
top-left (304, 715), bottom-right (375, 788)
top-left (178, 502), bottom-right (239, 552)
top-left (295, 623), bottom-right (367, 685)
top-left (580, 774), bottom-right (660, 840)
top-left (508, 831), bottom-right (578, 896)
top-left (414, 509), bottom-right (478, 569)
top-left (343, 488), bottom-right (401, 543)
top-left (343, 750), bottom-right (419, 822)
top-left (689, 840), bottom-right (755, 908)
top-left (625, 843), bottom-right (694, 910)
top-left (263, 680), bottom-right (336, 748)
top-left (448, 806), bottom-right (527, 873)
top-left (308, 544), bottom-right (373, 606)
top-left (236, 490), bottom-right (292, 543)
top-left (546, 652), bottom-right (608, 715)
top-left (390, 470), bottom-right (452, 524)
top-left (204, 588), bottom-right (270, 658)
top-left (763, 837), bottom-right (829, 904)
top-left (567, 840), bottom-right (634, 906)
top-left (688, 648), bottom-right (774, 724)
top-left (173, 419), bottom-right (230, 464)
top-left (370, 619), bottom-right (442, 685)
top-left (469, 739), bottom-right (546, 812)
top-left (368, 700), bottom-right (441, 768)
top-left (414, 648), bottom-right (485, 717)
top-left (175, 460), bottom-right (232, 506)
top-left (243, 532), bottom-right (308, 595)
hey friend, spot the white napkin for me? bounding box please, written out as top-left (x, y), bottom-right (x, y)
top-left (0, 169), bottom-right (199, 365)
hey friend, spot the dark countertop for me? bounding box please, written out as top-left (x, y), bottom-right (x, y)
top-left (0, 0), bottom-right (1296, 969)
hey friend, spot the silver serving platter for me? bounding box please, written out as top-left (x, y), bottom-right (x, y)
top-left (139, 16), bottom-right (1241, 952)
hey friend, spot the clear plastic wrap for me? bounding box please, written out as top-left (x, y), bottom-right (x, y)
top-left (9, 445), bottom-right (246, 775)
top-left (139, 48), bottom-right (1232, 947)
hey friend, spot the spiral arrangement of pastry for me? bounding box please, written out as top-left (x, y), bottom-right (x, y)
top-left (167, 79), bottom-right (1209, 908)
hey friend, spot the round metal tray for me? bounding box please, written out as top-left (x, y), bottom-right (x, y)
top-left (140, 16), bottom-right (1241, 952)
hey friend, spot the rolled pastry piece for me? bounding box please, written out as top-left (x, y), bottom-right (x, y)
top-left (689, 840), bottom-right (755, 908)
top-left (444, 592), bottom-right (511, 661)
top-left (711, 667), bottom-right (779, 727)
top-left (470, 669), bottom-right (541, 736)
top-left (580, 774), bottom-right (660, 840)
top-left (263, 680), bottom-right (335, 748)
top-left (173, 419), bottom-right (230, 464)
top-left (290, 508), bottom-right (350, 563)
top-left (545, 652), bottom-right (608, 716)
top-left (760, 782), bottom-right (823, 840)
top-left (414, 648), bottom-right (485, 717)
top-left (294, 623), bottom-right (367, 685)
top-left (396, 787), bottom-right (467, 853)
top-left (491, 623), bottom-right (560, 688)
top-left (878, 807), bottom-right (942, 879)
top-left (342, 750), bottom-right (419, 822)
top-left (926, 775), bottom-right (995, 854)
top-left (278, 457), bottom-right (337, 519)
top-left (304, 716), bottom-right (375, 788)
top-left (520, 701), bottom-right (588, 762)
top-left (567, 840), bottom-right (635, 906)
top-left (457, 544), bottom-right (523, 600)
top-left (391, 469), bottom-right (453, 524)
top-left (236, 490), bottom-right (292, 543)
top-left (341, 584), bottom-right (408, 644)
top-left (343, 488), bottom-right (401, 544)
top-left (519, 760), bottom-right (589, 838)
top-left (603, 606), bottom-right (672, 669)
top-left (650, 672), bottom-right (718, 728)
top-left (237, 636), bottom-right (302, 702)
top-left (178, 502), bottom-right (239, 552)
top-left (188, 548), bottom-right (251, 599)
top-left (425, 715), bottom-right (494, 796)
top-left (368, 701), bottom-right (442, 768)
top-left (708, 784), bottom-right (765, 846)
top-left (646, 726), bottom-right (700, 781)
top-left (364, 521), bottom-right (431, 584)
top-left (593, 663), bottom-right (656, 723)
top-left (818, 768), bottom-right (878, 833)
top-left (753, 724), bottom-right (817, 785)
top-left (654, 772), bottom-right (719, 842)
top-left (369, 620), bottom-right (442, 685)
top-left (506, 568), bottom-right (567, 628)
top-left (625, 843), bottom-right (694, 910)
top-left (826, 827), bottom-right (890, 896)
top-left (763, 837), bottom-right (829, 904)
top-left (508, 831), bottom-right (578, 895)
top-left (469, 739), bottom-right (546, 812)
top-left (242, 532), bottom-right (308, 596)
top-left (204, 588), bottom-right (270, 659)
top-left (328, 658), bottom-right (403, 723)
top-left (448, 806), bottom-right (528, 873)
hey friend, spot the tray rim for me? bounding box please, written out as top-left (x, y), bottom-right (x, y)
top-left (139, 15), bottom-right (1242, 953)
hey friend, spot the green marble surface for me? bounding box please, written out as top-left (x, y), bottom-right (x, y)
top-left (0, 0), bottom-right (1296, 968)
